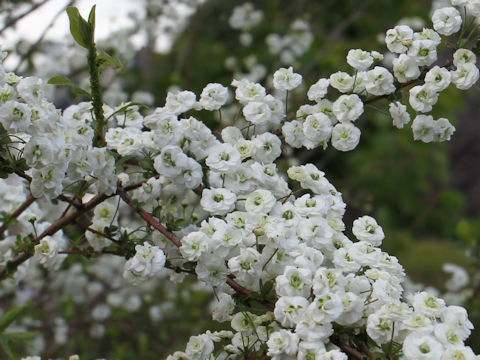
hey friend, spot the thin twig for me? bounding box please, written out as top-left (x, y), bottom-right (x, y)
top-left (0, 192), bottom-right (108, 280)
top-left (117, 187), bottom-right (264, 304)
top-left (14, 0), bottom-right (76, 73)
top-left (0, 194), bottom-right (36, 238)
top-left (0, 0), bottom-right (50, 36)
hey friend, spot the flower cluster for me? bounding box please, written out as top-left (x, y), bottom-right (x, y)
top-left (0, 0), bottom-right (479, 359)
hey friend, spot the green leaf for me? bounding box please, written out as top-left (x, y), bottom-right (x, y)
top-left (0, 306), bottom-right (26, 333)
top-left (48, 75), bottom-right (76, 87)
top-left (66, 6), bottom-right (93, 49)
top-left (88, 5), bottom-right (96, 34)
top-left (2, 331), bottom-right (36, 342)
top-left (97, 51), bottom-right (123, 72)
top-left (0, 336), bottom-right (14, 359)
top-left (106, 102), bottom-right (146, 122)
top-left (48, 76), bottom-right (91, 98)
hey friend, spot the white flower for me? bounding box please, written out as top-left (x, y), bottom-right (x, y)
top-left (185, 334), bottom-right (214, 360)
top-left (352, 215), bottom-right (385, 246)
top-left (414, 28), bottom-right (442, 45)
top-left (332, 94), bottom-right (364, 123)
top-left (319, 350), bottom-right (348, 360)
top-left (451, 63), bottom-right (479, 90)
top-left (267, 330), bottom-right (299, 359)
top-left (442, 263), bottom-right (469, 291)
top-left (367, 312), bottom-right (399, 344)
top-left (273, 66), bottom-right (302, 91)
top-left (329, 71), bottom-right (354, 93)
top-left (165, 90), bottom-right (196, 115)
top-left (282, 120), bottom-right (305, 148)
top-left (365, 66), bottom-right (396, 95)
top-left (231, 79), bottom-right (266, 103)
top-left (242, 101), bottom-right (272, 125)
top-left (180, 231), bottom-right (209, 261)
top-left (199, 83), bottom-right (229, 110)
top-left (307, 78), bottom-right (330, 101)
top-left (441, 305), bottom-right (473, 338)
top-left (221, 126), bottom-right (243, 144)
top-left (196, 256), bottom-right (229, 287)
top-left (331, 123), bottom-right (361, 151)
top-left (389, 101), bottom-right (411, 129)
top-left (251, 132), bottom-right (282, 163)
top-left (303, 113), bottom-right (332, 143)
top-left (409, 85), bottom-right (439, 113)
top-left (410, 291), bottom-right (446, 317)
top-left (275, 266), bottom-right (313, 297)
top-left (412, 114), bottom-right (436, 142)
top-left (154, 145), bottom-right (189, 177)
top-left (274, 296), bottom-right (309, 327)
top-left (229, 3), bottom-right (263, 30)
top-left (228, 248), bottom-right (261, 284)
top-left (393, 54), bottom-right (421, 83)
top-left (200, 188), bottom-right (237, 215)
top-left (408, 39), bottom-right (437, 66)
top-left (385, 25), bottom-right (414, 53)
top-left (210, 293), bottom-right (235, 322)
top-left (0, 100), bottom-right (32, 133)
top-left (205, 143), bottom-right (241, 172)
top-left (403, 333), bottom-right (444, 360)
top-left (23, 136), bottom-right (56, 168)
top-left (434, 323), bottom-right (464, 346)
top-left (347, 49), bottom-right (374, 71)
top-left (442, 346), bottom-right (477, 360)
top-left (453, 49), bottom-right (476, 67)
top-left (425, 66), bottom-right (451, 92)
top-left (467, 0), bottom-right (480, 17)
top-left (433, 117), bottom-right (455, 142)
top-left (236, 139), bottom-right (255, 159)
top-left (123, 243), bottom-right (166, 284)
top-left (307, 293), bottom-right (343, 322)
top-left (245, 189), bottom-right (276, 214)
top-left (432, 7), bottom-right (462, 36)
top-left (34, 236), bottom-right (59, 266)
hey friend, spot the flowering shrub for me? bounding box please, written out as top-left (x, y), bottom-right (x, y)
top-left (0, 0), bottom-right (479, 359)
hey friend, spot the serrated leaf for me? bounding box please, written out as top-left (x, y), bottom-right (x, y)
top-left (66, 7), bottom-right (92, 49)
top-left (0, 306), bottom-right (26, 333)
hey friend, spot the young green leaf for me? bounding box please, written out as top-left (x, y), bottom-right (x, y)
top-left (66, 6), bottom-right (93, 49)
top-left (88, 5), bottom-right (96, 34)
top-left (97, 51), bottom-right (123, 72)
top-left (48, 76), bottom-right (91, 98)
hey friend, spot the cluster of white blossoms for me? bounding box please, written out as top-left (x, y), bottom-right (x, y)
top-left (266, 19), bottom-right (314, 65)
top-left (1, 0), bottom-right (480, 359)
top-left (277, 3), bottom-right (478, 151)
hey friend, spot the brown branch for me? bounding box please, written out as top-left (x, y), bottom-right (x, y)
top-left (117, 187), bottom-right (266, 306)
top-left (74, 221), bottom-right (120, 244)
top-left (0, 192), bottom-right (108, 280)
top-left (0, 194), bottom-right (35, 238)
top-left (118, 187), bottom-right (182, 247)
top-left (330, 334), bottom-right (374, 360)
